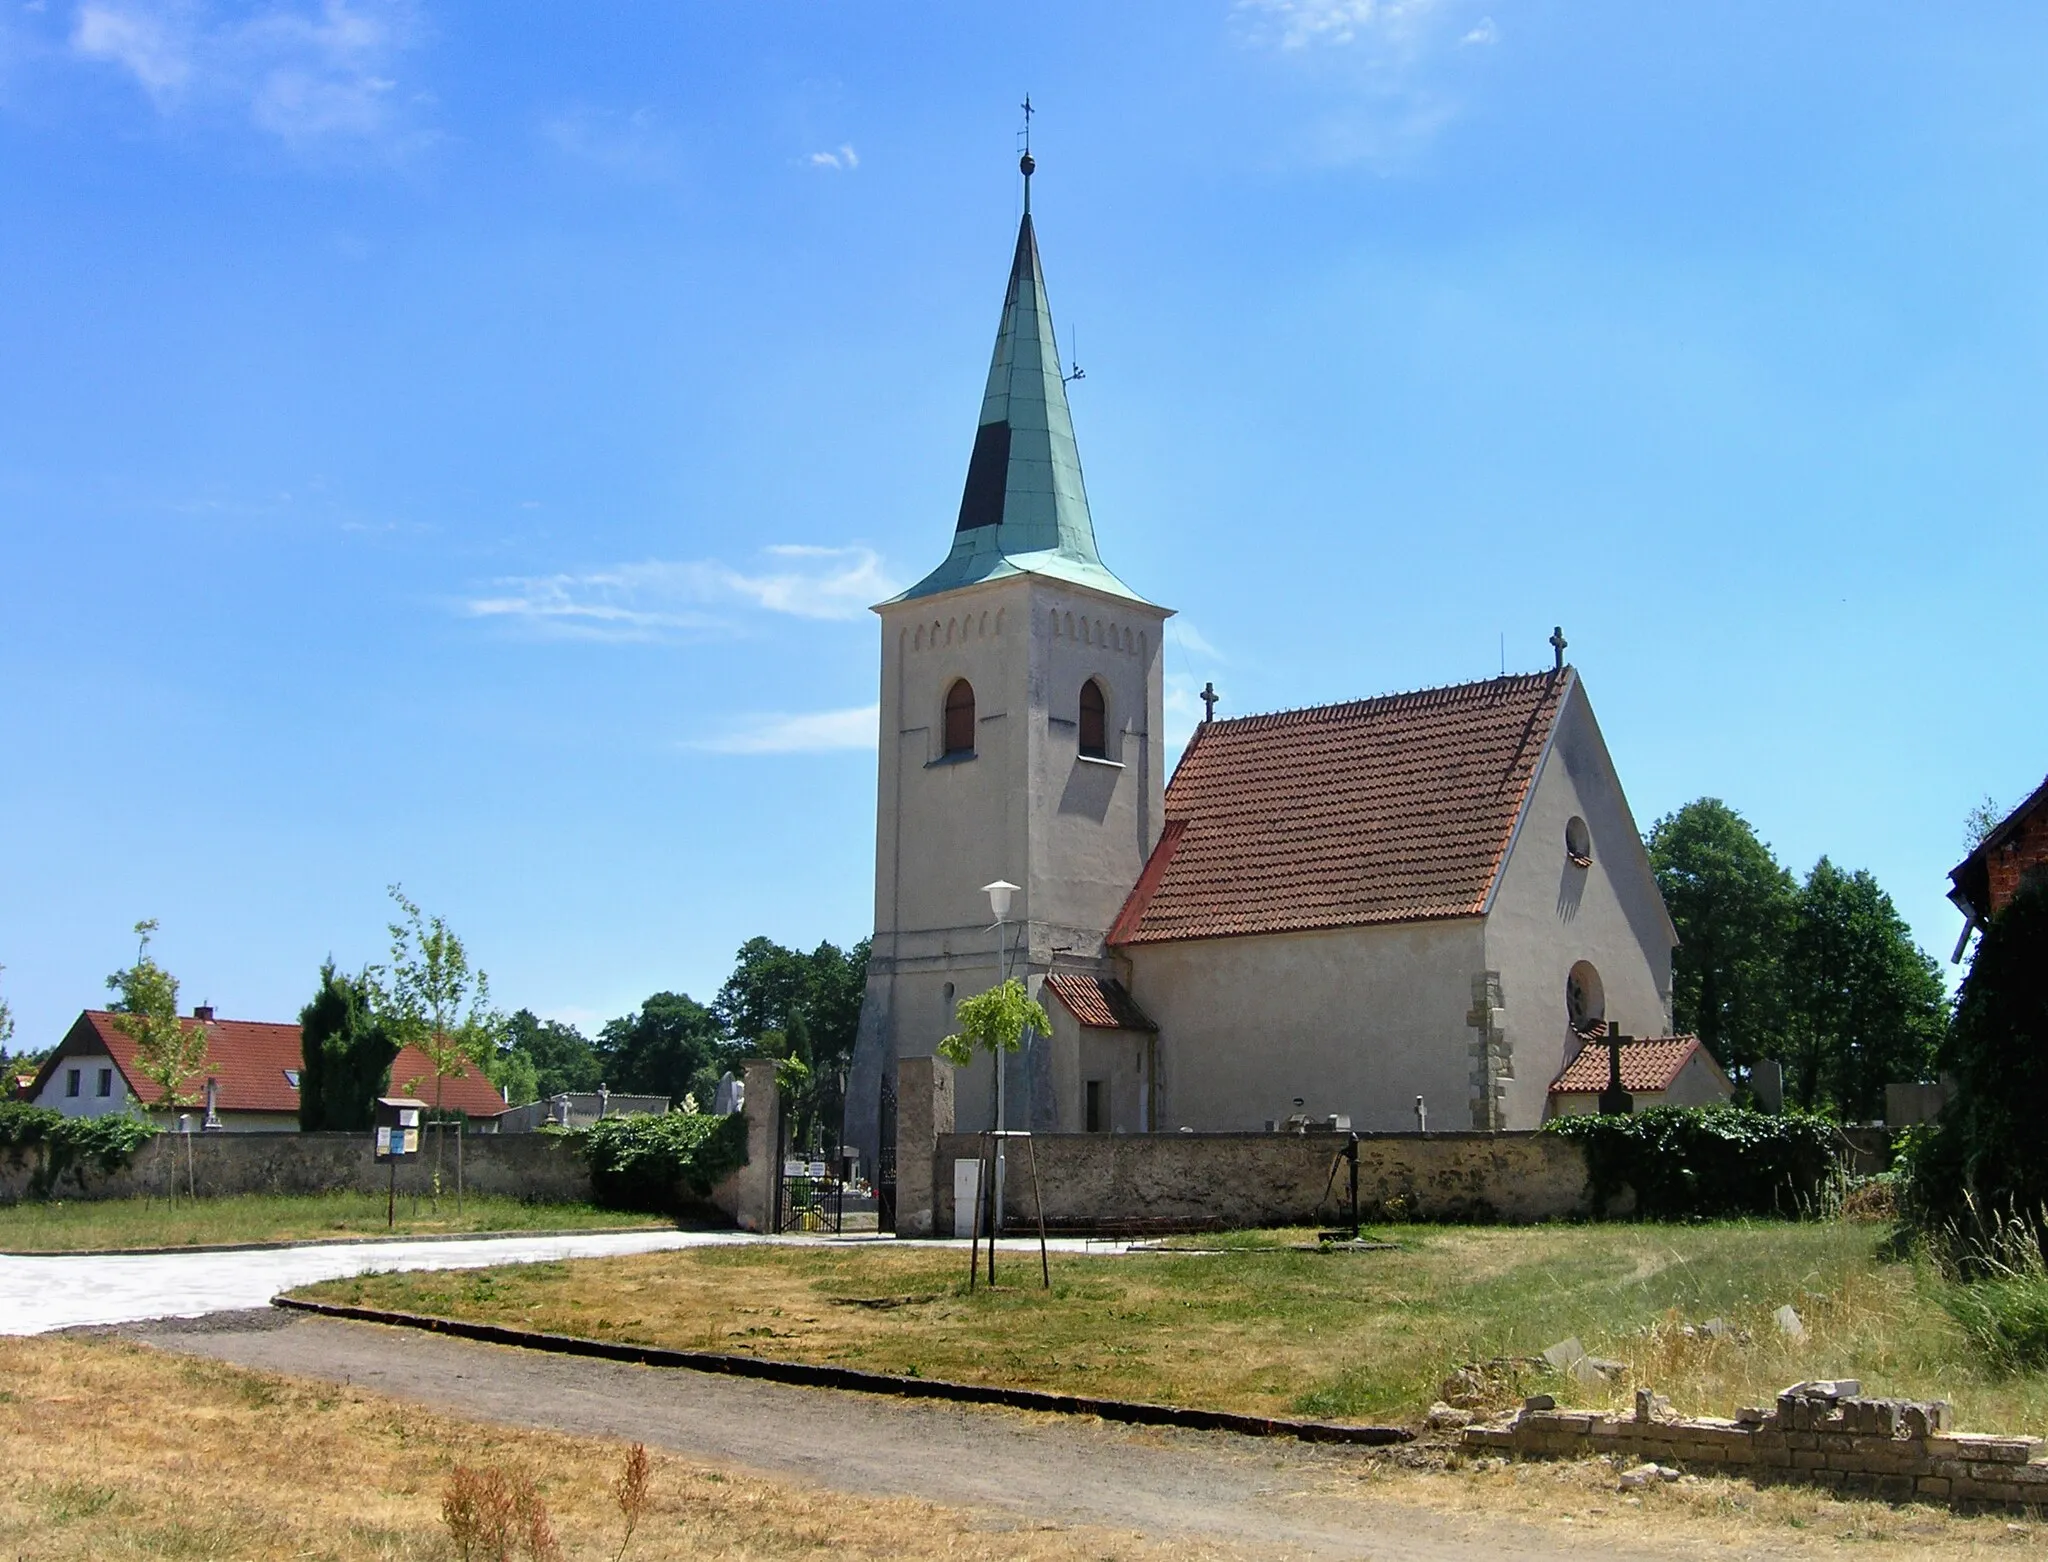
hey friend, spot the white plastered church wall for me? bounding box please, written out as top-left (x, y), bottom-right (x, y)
top-left (1127, 917), bottom-right (1487, 1133)
top-left (1481, 679), bottom-right (1678, 1128)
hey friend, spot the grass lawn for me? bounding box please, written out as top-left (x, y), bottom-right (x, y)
top-left (0, 1335), bottom-right (1180, 1561)
top-left (296, 1221), bottom-right (2048, 1436)
top-left (0, 1191), bottom-right (668, 1251)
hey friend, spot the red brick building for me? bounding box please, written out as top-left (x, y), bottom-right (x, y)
top-left (1948, 772), bottom-right (2048, 957)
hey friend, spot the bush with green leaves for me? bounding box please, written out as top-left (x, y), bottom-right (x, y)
top-left (579, 1111), bottom-right (748, 1214)
top-left (0, 1101), bottom-right (156, 1200)
top-left (1543, 1106), bottom-right (1842, 1219)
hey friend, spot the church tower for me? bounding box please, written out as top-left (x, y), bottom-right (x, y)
top-left (846, 151), bottom-right (1170, 1171)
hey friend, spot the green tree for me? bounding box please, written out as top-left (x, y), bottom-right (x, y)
top-left (937, 979), bottom-right (1050, 1069)
top-left (600, 992), bottom-right (724, 1108)
top-left (298, 960), bottom-right (400, 1132)
top-left (380, 887), bottom-right (502, 1202)
top-left (500, 1009), bottom-right (602, 1100)
top-left (712, 936), bottom-right (870, 1074)
top-left (0, 962), bottom-right (13, 1059)
top-left (1782, 857), bottom-right (1947, 1117)
top-left (1909, 881), bottom-right (2048, 1245)
top-left (1644, 799), bottom-right (1796, 1079)
top-left (106, 919), bottom-right (210, 1115)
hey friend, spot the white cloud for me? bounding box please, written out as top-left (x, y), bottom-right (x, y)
top-left (1172, 621), bottom-right (1227, 662)
top-left (807, 142), bottom-right (858, 171)
top-left (690, 705), bottom-right (878, 755)
top-left (541, 104), bottom-right (677, 181)
top-left (1461, 17), bottom-right (1497, 45)
top-left (463, 545), bottom-right (898, 644)
top-left (73, 2), bottom-right (191, 99)
top-left (1237, 0), bottom-right (1441, 53)
top-left (70, 0), bottom-right (425, 151)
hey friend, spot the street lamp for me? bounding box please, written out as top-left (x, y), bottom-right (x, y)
top-left (982, 879), bottom-right (1020, 1235)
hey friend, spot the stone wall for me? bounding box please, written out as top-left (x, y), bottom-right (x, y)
top-left (929, 1126), bottom-right (1596, 1234)
top-left (1464, 1380), bottom-right (2048, 1509)
top-left (0, 1129), bottom-right (594, 1205)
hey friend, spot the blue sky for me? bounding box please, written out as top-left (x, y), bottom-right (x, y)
top-left (3, 1), bottom-right (2043, 1048)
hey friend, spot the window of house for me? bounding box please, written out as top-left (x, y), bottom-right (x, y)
top-left (96, 1067), bottom-right (113, 1098)
top-left (1079, 678), bottom-right (1107, 758)
top-left (65, 1068), bottom-right (80, 1098)
top-left (283, 1069), bottom-right (301, 1090)
top-left (1085, 1079), bottom-right (1106, 1134)
top-left (943, 679), bottom-right (976, 756)
top-left (1565, 815), bottom-right (1592, 866)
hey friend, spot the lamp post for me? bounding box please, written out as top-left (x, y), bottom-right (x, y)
top-left (982, 878), bottom-right (1020, 1237)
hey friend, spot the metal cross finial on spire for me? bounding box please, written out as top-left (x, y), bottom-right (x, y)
top-left (1200, 681), bottom-right (1220, 723)
top-left (1018, 94), bottom-right (1036, 207)
top-left (1549, 625), bottom-right (1568, 674)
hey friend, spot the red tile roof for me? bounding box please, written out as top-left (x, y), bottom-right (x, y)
top-left (34, 1011), bottom-right (508, 1118)
top-left (1549, 1034), bottom-right (1709, 1095)
top-left (1045, 973), bottom-right (1157, 1032)
top-left (1111, 670), bottom-right (1572, 945)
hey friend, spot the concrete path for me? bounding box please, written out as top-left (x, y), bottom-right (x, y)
top-left (0, 1228), bottom-right (732, 1334)
top-left (131, 1311), bottom-right (1667, 1562)
top-left (0, 1228), bottom-right (1127, 1336)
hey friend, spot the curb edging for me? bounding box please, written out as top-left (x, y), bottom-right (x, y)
top-left (273, 1296), bottom-right (1413, 1447)
top-left (2, 1224), bottom-right (679, 1259)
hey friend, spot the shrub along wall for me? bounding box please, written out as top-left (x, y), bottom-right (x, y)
top-left (1542, 1107), bottom-right (1842, 1218)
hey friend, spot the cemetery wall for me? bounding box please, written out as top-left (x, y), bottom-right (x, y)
top-left (1465, 1383), bottom-right (2048, 1509)
top-left (0, 1130), bottom-right (594, 1205)
top-left (929, 1127), bottom-right (1596, 1235)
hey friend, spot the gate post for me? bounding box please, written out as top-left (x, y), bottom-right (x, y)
top-left (893, 1055), bottom-right (953, 1238)
top-left (710, 1058), bottom-right (781, 1232)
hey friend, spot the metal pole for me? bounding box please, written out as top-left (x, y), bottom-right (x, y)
top-left (387, 1158), bottom-right (396, 1230)
top-left (994, 915), bottom-right (1007, 1246)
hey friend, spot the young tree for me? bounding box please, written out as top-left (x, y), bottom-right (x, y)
top-left (599, 992), bottom-right (723, 1108)
top-left (298, 960), bottom-right (400, 1132)
top-left (0, 962), bottom-right (13, 1058)
top-left (1782, 857), bottom-right (1947, 1117)
top-left (106, 919), bottom-right (210, 1117)
top-left (381, 887), bottom-right (501, 1202)
top-left (937, 979), bottom-right (1051, 1070)
top-left (1644, 800), bottom-right (1797, 1079)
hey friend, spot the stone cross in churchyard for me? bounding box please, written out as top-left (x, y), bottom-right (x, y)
top-left (1599, 1028), bottom-right (1635, 1116)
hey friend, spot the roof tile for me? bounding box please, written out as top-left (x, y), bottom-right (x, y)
top-left (1045, 973), bottom-right (1157, 1032)
top-left (1112, 670), bottom-right (1570, 944)
top-left (1549, 1035), bottom-right (1705, 1094)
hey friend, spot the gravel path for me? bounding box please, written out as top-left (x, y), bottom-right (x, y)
top-left (128, 1310), bottom-right (1671, 1561)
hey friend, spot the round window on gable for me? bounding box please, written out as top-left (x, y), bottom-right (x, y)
top-left (1566, 961), bottom-right (1605, 1034)
top-left (943, 679), bottom-right (976, 756)
top-left (1565, 815), bottom-right (1592, 867)
top-left (1079, 678), bottom-right (1108, 758)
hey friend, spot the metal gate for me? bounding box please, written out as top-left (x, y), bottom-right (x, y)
top-left (774, 1065), bottom-right (847, 1235)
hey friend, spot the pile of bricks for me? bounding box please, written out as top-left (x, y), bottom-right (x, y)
top-left (1461, 1379), bottom-right (2048, 1508)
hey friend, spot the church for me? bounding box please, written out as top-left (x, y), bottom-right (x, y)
top-left (845, 155), bottom-right (1680, 1174)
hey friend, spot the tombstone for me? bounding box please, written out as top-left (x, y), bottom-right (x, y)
top-left (713, 1070), bottom-right (744, 1116)
top-left (1598, 1029), bottom-right (1634, 1116)
top-left (1752, 1058), bottom-right (1785, 1114)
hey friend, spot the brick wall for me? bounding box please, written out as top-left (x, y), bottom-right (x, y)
top-left (1464, 1380), bottom-right (2048, 1509)
top-left (1986, 807), bottom-right (2048, 916)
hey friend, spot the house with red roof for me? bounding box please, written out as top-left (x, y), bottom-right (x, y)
top-left (1546, 1032), bottom-right (1733, 1117)
top-left (1947, 771), bottom-right (2048, 958)
top-left (843, 159), bottom-right (1688, 1156)
top-left (25, 1008), bottom-right (511, 1131)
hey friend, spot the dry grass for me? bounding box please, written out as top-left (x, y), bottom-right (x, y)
top-left (0, 1192), bottom-right (668, 1252)
top-left (296, 1222), bottom-right (2048, 1435)
top-left (0, 1334), bottom-right (1190, 1561)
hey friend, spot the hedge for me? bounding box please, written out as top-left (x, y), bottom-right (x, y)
top-left (1543, 1105), bottom-right (1842, 1219)
top-left (580, 1110), bottom-right (749, 1214)
top-left (0, 1101), bottom-right (158, 1200)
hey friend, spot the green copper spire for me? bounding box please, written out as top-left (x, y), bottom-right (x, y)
top-left (892, 152), bottom-right (1148, 605)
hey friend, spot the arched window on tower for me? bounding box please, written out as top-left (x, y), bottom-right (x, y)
top-left (943, 679), bottom-right (976, 757)
top-left (1078, 678), bottom-right (1107, 759)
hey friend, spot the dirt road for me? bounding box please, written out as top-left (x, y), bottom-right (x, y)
top-left (128, 1310), bottom-right (1679, 1561)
